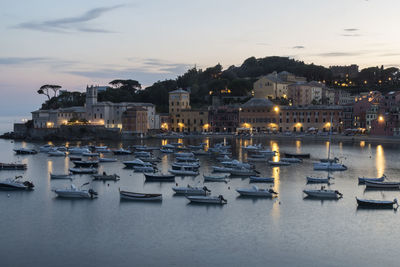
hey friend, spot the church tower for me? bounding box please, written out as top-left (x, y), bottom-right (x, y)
top-left (85, 85), bottom-right (98, 121)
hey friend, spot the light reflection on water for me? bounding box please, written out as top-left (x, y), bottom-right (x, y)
top-left (376, 145), bottom-right (385, 177)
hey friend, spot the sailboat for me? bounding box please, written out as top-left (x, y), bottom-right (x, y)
top-left (313, 118), bottom-right (347, 171)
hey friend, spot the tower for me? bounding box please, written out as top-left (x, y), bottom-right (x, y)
top-left (169, 88), bottom-right (190, 114)
top-left (85, 85), bottom-right (98, 121)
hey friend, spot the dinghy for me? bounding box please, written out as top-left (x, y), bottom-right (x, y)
top-left (236, 185), bottom-right (278, 197)
top-left (364, 181), bottom-right (400, 189)
top-left (358, 175), bottom-right (385, 184)
top-left (172, 185), bottom-right (211, 195)
top-left (186, 195), bottom-right (227, 204)
top-left (356, 197), bottom-right (398, 209)
top-left (119, 189), bottom-right (162, 201)
top-left (203, 174), bottom-right (229, 183)
top-left (53, 183), bottom-right (97, 199)
top-left (303, 186), bottom-right (343, 199)
top-left (144, 173), bottom-right (175, 181)
top-left (0, 176), bottom-right (34, 190)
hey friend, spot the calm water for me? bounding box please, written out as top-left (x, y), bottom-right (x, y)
top-left (0, 137), bottom-right (399, 267)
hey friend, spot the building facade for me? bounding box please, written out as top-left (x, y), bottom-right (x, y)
top-left (121, 107), bottom-right (148, 133)
top-left (287, 82), bottom-right (323, 106)
top-left (239, 98), bottom-right (279, 133)
top-left (208, 106), bottom-right (239, 133)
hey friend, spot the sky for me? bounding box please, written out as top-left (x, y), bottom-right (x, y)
top-left (1, 0), bottom-right (400, 117)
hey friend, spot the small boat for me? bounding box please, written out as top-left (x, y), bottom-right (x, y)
top-left (69, 168), bottom-right (97, 174)
top-left (139, 157), bottom-right (161, 163)
top-left (249, 176), bottom-right (274, 183)
top-left (133, 166), bottom-right (156, 173)
top-left (123, 159), bottom-right (152, 168)
top-left (236, 185), bottom-right (278, 197)
top-left (160, 148), bottom-right (174, 153)
top-left (39, 144), bottom-right (53, 152)
top-left (172, 185), bottom-right (211, 195)
top-left (119, 189), bottom-right (162, 201)
top-left (221, 160), bottom-right (253, 169)
top-left (112, 148), bottom-right (132, 155)
top-left (313, 162), bottom-right (347, 171)
top-left (174, 152), bottom-right (195, 158)
top-left (242, 144), bottom-right (262, 151)
top-left (0, 176), bottom-right (34, 190)
top-left (144, 173), bottom-right (175, 181)
top-left (364, 181), bottom-right (400, 189)
top-left (0, 163), bottom-right (27, 170)
top-left (69, 156), bottom-right (82, 161)
top-left (50, 173), bottom-right (72, 179)
top-left (73, 160), bottom-right (99, 168)
top-left (257, 150), bottom-right (276, 156)
top-left (134, 151), bottom-right (151, 158)
top-left (172, 162), bottom-right (200, 168)
top-left (55, 146), bottom-right (68, 152)
top-left (99, 158), bottom-right (117, 163)
top-left (229, 167), bottom-right (257, 176)
top-left (188, 144), bottom-right (204, 150)
top-left (53, 183), bottom-right (97, 199)
top-left (192, 150), bottom-right (209, 156)
top-left (48, 149), bottom-right (66, 157)
top-left (358, 175), bottom-right (385, 184)
top-left (212, 166), bottom-right (233, 173)
top-left (320, 157), bottom-right (339, 163)
top-left (284, 152), bottom-right (310, 158)
top-left (82, 152), bottom-right (100, 157)
top-left (203, 174), bottom-right (228, 183)
top-left (281, 158), bottom-right (303, 163)
top-left (176, 157), bottom-right (199, 163)
top-left (356, 197), bottom-right (398, 209)
top-left (133, 145), bottom-right (158, 151)
top-left (168, 165), bottom-right (199, 176)
top-left (186, 195), bottom-right (227, 204)
top-left (247, 157), bottom-right (269, 162)
top-left (96, 147), bottom-right (111, 153)
top-left (92, 173), bottom-right (120, 181)
top-left (306, 176), bottom-right (331, 184)
top-left (303, 186), bottom-right (343, 199)
top-left (268, 161), bottom-right (290, 166)
top-left (68, 147), bottom-right (91, 155)
top-left (161, 144), bottom-right (175, 149)
top-left (14, 148), bottom-right (37, 155)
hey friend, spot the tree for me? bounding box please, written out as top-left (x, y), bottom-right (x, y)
top-left (37, 84), bottom-right (61, 100)
top-left (109, 79), bottom-right (141, 92)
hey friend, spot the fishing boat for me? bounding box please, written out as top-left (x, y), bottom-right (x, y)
top-left (160, 148), bottom-right (174, 153)
top-left (133, 166), bottom-right (156, 173)
top-left (284, 152), bottom-right (310, 158)
top-left (0, 176), bottom-right (34, 190)
top-left (123, 159), bottom-right (152, 168)
top-left (144, 173), bottom-right (175, 181)
top-left (229, 167), bottom-right (257, 176)
top-left (356, 197), bottom-right (398, 209)
top-left (73, 160), bottom-right (99, 168)
top-left (236, 185), bottom-right (278, 197)
top-left (268, 161), bottom-right (290, 166)
top-left (172, 185), bottom-right (211, 195)
top-left (306, 176), bottom-right (331, 184)
top-left (168, 164), bottom-right (199, 176)
top-left (53, 183), bottom-right (97, 199)
top-left (249, 176), bottom-right (274, 183)
top-left (0, 163), bottom-right (27, 170)
top-left (281, 158), bottom-right (303, 163)
top-left (48, 149), bottom-right (66, 157)
top-left (203, 174), bottom-right (229, 183)
top-left (50, 173), bottom-right (72, 179)
top-left (186, 195), bottom-right (227, 204)
top-left (69, 168), bottom-right (97, 174)
top-left (14, 148), bottom-right (37, 155)
top-left (112, 148), bottom-right (132, 155)
top-left (39, 144), bottom-right (53, 152)
top-left (99, 158), bottom-right (117, 162)
top-left (92, 173), bottom-right (120, 181)
top-left (212, 166), bottom-right (233, 173)
top-left (358, 175), bottom-right (385, 184)
top-left (82, 152), bottom-right (100, 157)
top-left (303, 186), bottom-right (343, 199)
top-left (364, 181), bottom-right (400, 189)
top-left (119, 189), bottom-right (162, 201)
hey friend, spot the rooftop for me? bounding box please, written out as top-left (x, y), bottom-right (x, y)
top-left (242, 98), bottom-right (274, 108)
top-left (169, 88), bottom-right (189, 94)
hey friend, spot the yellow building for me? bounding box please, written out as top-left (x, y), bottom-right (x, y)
top-left (253, 72), bottom-right (289, 99)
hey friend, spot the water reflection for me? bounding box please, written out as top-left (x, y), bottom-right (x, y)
top-left (376, 145), bottom-right (385, 177)
top-left (296, 140), bottom-right (301, 153)
top-left (360, 141), bottom-right (365, 148)
top-left (271, 141), bottom-right (279, 162)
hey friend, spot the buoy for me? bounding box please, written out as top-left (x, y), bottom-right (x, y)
top-left (228, 186), bottom-right (230, 190)
top-left (7, 194), bottom-right (10, 198)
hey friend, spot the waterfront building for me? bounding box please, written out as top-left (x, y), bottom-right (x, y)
top-left (208, 105), bottom-right (240, 133)
top-left (239, 98), bottom-right (279, 133)
top-left (279, 106), bottom-right (344, 133)
top-left (366, 104), bottom-right (380, 132)
top-left (370, 112), bottom-right (400, 136)
top-left (121, 107), bottom-right (148, 133)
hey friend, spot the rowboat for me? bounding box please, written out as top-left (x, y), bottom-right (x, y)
top-left (69, 168), bottom-right (97, 174)
top-left (281, 158), bottom-right (303, 163)
top-left (303, 187), bottom-right (343, 199)
top-left (186, 195), bottom-right (227, 204)
top-left (356, 197), bottom-right (398, 209)
top-left (0, 163), bottom-right (27, 170)
top-left (203, 174), bottom-right (229, 183)
top-left (99, 158), bottom-right (117, 162)
top-left (358, 175), bottom-right (385, 184)
top-left (119, 189), bottom-right (162, 201)
top-left (48, 150), bottom-right (66, 157)
top-left (229, 168), bottom-right (257, 176)
top-left (249, 176), bottom-right (274, 183)
top-left (92, 173), bottom-right (120, 181)
top-left (268, 161), bottom-right (290, 166)
top-left (236, 185), bottom-right (278, 197)
top-left (284, 152), bottom-right (310, 158)
top-left (364, 181), bottom-right (400, 189)
top-left (212, 166), bottom-right (233, 173)
top-left (54, 183), bottom-right (97, 199)
top-left (14, 148), bottom-right (37, 155)
top-left (306, 176), bottom-right (331, 184)
top-left (172, 185), bottom-right (211, 195)
top-left (144, 173), bottom-right (175, 181)
top-left (50, 173), bottom-right (72, 179)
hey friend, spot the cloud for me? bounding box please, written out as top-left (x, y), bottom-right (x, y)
top-left (292, 46), bottom-right (305, 49)
top-left (13, 5), bottom-right (125, 33)
top-left (0, 57), bottom-right (49, 65)
top-left (343, 28), bottom-right (359, 32)
top-left (341, 28), bottom-right (361, 37)
top-left (256, 42), bottom-right (270, 46)
top-left (316, 52), bottom-right (364, 57)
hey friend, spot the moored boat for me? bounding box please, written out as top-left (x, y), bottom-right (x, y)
top-left (281, 157), bottom-right (303, 163)
top-left (229, 167), bottom-right (257, 176)
top-left (0, 176), bottom-right (34, 190)
top-left (203, 174), bottom-right (229, 183)
top-left (358, 175), bottom-right (385, 184)
top-left (172, 185), bottom-right (211, 195)
top-left (133, 166), bottom-right (156, 173)
top-left (92, 173), bottom-right (120, 181)
top-left (186, 195), bottom-right (227, 204)
top-left (284, 152), bottom-right (310, 158)
top-left (119, 189), bottom-right (162, 201)
top-left (236, 185), bottom-right (277, 197)
top-left (0, 163), bottom-right (27, 170)
top-left (73, 160), bottom-right (99, 168)
top-left (53, 183), bottom-right (97, 199)
top-left (112, 148), bottom-right (132, 155)
top-left (123, 159), bottom-right (152, 168)
top-left (14, 148), bottom-right (37, 155)
top-left (306, 176), bottom-right (331, 184)
top-left (313, 162), bottom-right (347, 171)
top-left (48, 149), bottom-right (66, 157)
top-left (144, 173), bottom-right (175, 181)
top-left (99, 158), bottom-right (117, 162)
top-left (364, 181), bottom-right (400, 189)
top-left (69, 168), bottom-right (97, 174)
top-left (356, 197), bottom-right (398, 209)
top-left (50, 173), bottom-right (72, 179)
top-left (303, 187), bottom-right (343, 199)
top-left (168, 164), bottom-right (199, 176)
top-left (249, 176), bottom-right (274, 183)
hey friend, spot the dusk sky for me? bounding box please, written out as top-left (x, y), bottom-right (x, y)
top-left (1, 0), bottom-right (399, 116)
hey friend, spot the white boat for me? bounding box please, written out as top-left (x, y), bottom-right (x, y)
top-left (54, 146), bottom-right (67, 152)
top-left (0, 176), bottom-right (34, 190)
top-left (112, 148), bottom-right (132, 155)
top-left (144, 173), bottom-right (175, 181)
top-left (96, 147), bottom-right (111, 153)
top-left (119, 190), bottom-right (162, 201)
top-left (53, 183), bottom-right (97, 199)
top-left (174, 152), bottom-right (195, 158)
top-left (303, 187), bottom-right (343, 199)
top-left (358, 175), bottom-right (385, 184)
top-left (176, 157), bottom-right (199, 163)
top-left (82, 152), bottom-right (100, 157)
top-left (172, 185), bottom-right (211, 195)
top-left (236, 185), bottom-right (278, 197)
top-left (186, 195), bottom-right (227, 204)
top-left (229, 167), bottom-right (257, 176)
top-left (69, 168), bottom-right (97, 174)
top-left (48, 149), bottom-right (66, 157)
top-left (50, 173), bottom-right (72, 179)
top-left (268, 161), bottom-right (290, 166)
top-left (123, 159), bottom-right (152, 168)
top-left (134, 151), bottom-right (151, 158)
top-left (68, 147), bottom-right (91, 155)
top-left (281, 158), bottom-right (303, 163)
top-left (14, 148), bottom-right (37, 155)
top-left (203, 174), bottom-right (228, 183)
top-left (99, 158), bottom-right (117, 162)
top-left (249, 176), bottom-right (274, 183)
top-left (133, 166), bottom-right (156, 173)
top-left (160, 148), bottom-right (174, 153)
top-left (313, 162), bottom-right (347, 171)
top-left (365, 181), bottom-right (400, 189)
top-left (73, 160), bottom-right (99, 168)
top-left (168, 165), bottom-right (199, 176)
top-left (356, 197), bottom-right (398, 208)
top-left (306, 176), bottom-right (331, 184)
top-left (40, 144), bottom-right (53, 152)
top-left (242, 144), bottom-right (262, 151)
top-left (172, 162), bottom-right (200, 168)
top-left (221, 160), bottom-right (252, 169)
top-left (247, 157), bottom-right (270, 162)
top-left (212, 166), bottom-right (233, 172)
